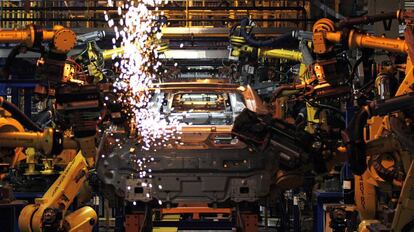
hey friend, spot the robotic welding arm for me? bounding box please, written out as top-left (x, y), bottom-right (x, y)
top-left (0, 95), bottom-right (98, 231)
top-left (0, 117), bottom-right (97, 231)
top-left (236, 17), bottom-right (298, 49)
top-left (343, 92), bottom-right (414, 175)
top-left (229, 17), bottom-right (314, 65)
top-left (230, 32), bottom-right (313, 65)
top-left (311, 10), bottom-right (414, 176)
top-left (18, 151), bottom-right (97, 232)
top-left (76, 31), bottom-right (105, 45)
top-left (230, 35), bottom-right (305, 63)
top-left (0, 128), bottom-right (78, 156)
top-left (0, 24), bottom-right (77, 54)
top-left (0, 24), bottom-right (105, 231)
top-left (312, 15), bottom-right (409, 55)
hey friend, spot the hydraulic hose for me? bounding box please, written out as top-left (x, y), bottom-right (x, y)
top-left (2, 45), bottom-right (40, 79)
top-left (343, 108), bottom-right (369, 175)
top-left (369, 92), bottom-right (414, 116)
top-left (272, 85), bottom-right (298, 99)
top-left (338, 11), bottom-right (396, 29)
top-left (2, 45), bottom-right (22, 78)
top-left (0, 96), bottom-right (42, 132)
top-left (239, 18), bottom-right (297, 48)
top-left (271, 84), bottom-right (314, 101)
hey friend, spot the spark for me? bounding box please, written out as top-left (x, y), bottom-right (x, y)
top-left (106, 0), bottom-right (175, 203)
top-left (106, 0), bottom-right (181, 148)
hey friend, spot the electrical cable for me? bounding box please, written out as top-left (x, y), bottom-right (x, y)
top-left (239, 17), bottom-right (298, 48)
top-left (348, 55), bottom-right (365, 85)
top-left (0, 97), bottom-right (42, 132)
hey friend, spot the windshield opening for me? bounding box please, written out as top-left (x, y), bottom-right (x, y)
top-left (151, 90), bottom-right (246, 125)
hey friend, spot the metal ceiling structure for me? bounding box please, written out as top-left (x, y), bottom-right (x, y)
top-left (0, 0), bottom-right (311, 31)
top-left (0, 0), bottom-right (313, 79)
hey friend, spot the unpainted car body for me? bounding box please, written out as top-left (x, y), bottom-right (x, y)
top-left (98, 80), bottom-right (278, 206)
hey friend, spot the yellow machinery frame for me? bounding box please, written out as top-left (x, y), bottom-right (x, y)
top-left (312, 14), bottom-right (414, 231)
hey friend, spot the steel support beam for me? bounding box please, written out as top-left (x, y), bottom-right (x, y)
top-left (0, 49), bottom-right (229, 59)
top-left (0, 17), bottom-right (310, 23)
top-left (161, 27), bottom-right (296, 38)
top-left (0, 6), bottom-right (306, 11)
top-left (162, 49), bottom-right (229, 59)
top-left (73, 27), bottom-right (294, 38)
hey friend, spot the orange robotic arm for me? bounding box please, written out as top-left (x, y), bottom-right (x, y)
top-left (0, 24), bottom-right (77, 54)
top-left (0, 128), bottom-right (78, 154)
top-left (312, 18), bottom-right (408, 55)
top-left (312, 12), bottom-right (414, 231)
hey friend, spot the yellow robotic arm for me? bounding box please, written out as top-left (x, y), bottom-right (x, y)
top-left (102, 46), bottom-right (125, 60)
top-left (0, 127), bottom-right (97, 232)
top-left (101, 41), bottom-right (168, 60)
top-left (230, 36), bottom-right (303, 62)
top-left (76, 41), bottom-right (168, 84)
top-left (312, 12), bottom-right (414, 231)
top-left (0, 128), bottom-right (78, 154)
top-left (0, 24), bottom-right (77, 54)
top-left (0, 99), bottom-right (97, 231)
top-left (18, 151), bottom-right (97, 232)
top-left (0, 126), bottom-right (97, 231)
top-left (311, 14), bottom-right (414, 138)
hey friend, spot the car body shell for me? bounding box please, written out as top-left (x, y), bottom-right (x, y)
top-left (98, 80), bottom-right (276, 206)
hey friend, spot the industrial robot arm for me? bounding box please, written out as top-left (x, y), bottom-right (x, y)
top-left (0, 127), bottom-right (98, 232)
top-left (230, 36), bottom-right (304, 62)
top-left (312, 13), bottom-right (408, 55)
top-left (18, 151), bottom-right (97, 232)
top-left (0, 125), bottom-right (97, 231)
top-left (344, 92), bottom-right (414, 175)
top-left (312, 11), bottom-right (414, 231)
top-left (0, 24), bottom-right (76, 54)
top-left (0, 96), bottom-right (98, 232)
